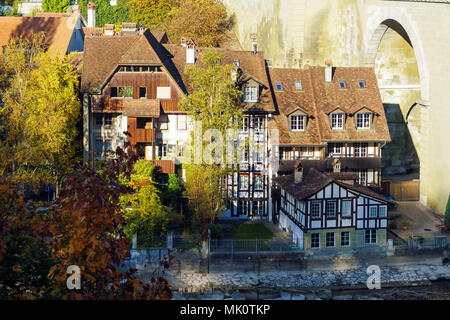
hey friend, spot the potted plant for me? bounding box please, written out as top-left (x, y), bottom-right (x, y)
top-left (402, 221), bottom-right (411, 230)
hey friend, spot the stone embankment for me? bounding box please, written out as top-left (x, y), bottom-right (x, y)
top-left (156, 264), bottom-right (450, 300)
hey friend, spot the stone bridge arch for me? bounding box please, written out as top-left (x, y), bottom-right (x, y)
top-left (363, 6), bottom-right (430, 101)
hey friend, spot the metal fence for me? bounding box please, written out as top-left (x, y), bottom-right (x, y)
top-left (209, 238), bottom-right (304, 254)
top-left (394, 235), bottom-right (449, 254)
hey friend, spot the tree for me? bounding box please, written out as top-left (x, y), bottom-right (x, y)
top-left (0, 33), bottom-right (81, 192)
top-left (184, 164), bottom-right (226, 239)
top-left (167, 0), bottom-right (233, 47)
top-left (127, 0), bottom-right (173, 30)
top-left (119, 159), bottom-right (169, 246)
top-left (180, 50), bottom-right (242, 133)
top-left (78, 0), bottom-right (131, 28)
top-left (42, 0), bottom-right (71, 12)
top-left (180, 50), bottom-right (242, 239)
top-left (0, 150), bottom-right (172, 299)
top-left (0, 180), bottom-right (55, 299)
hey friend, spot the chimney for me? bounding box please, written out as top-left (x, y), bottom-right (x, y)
top-left (332, 158), bottom-right (341, 173)
top-left (325, 60), bottom-right (333, 83)
top-left (122, 22), bottom-right (138, 33)
top-left (87, 2), bottom-right (96, 28)
top-left (186, 39), bottom-right (195, 64)
top-left (104, 24), bottom-right (115, 36)
top-left (180, 37), bottom-right (187, 47)
top-left (251, 33), bottom-right (257, 56)
top-left (294, 162), bottom-right (304, 184)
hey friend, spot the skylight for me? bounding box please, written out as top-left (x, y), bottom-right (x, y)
top-left (295, 81), bottom-right (303, 91)
top-left (275, 81), bottom-right (283, 91)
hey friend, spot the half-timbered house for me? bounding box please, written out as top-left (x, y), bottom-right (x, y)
top-left (274, 164), bottom-right (391, 252)
top-left (268, 61), bottom-right (391, 188)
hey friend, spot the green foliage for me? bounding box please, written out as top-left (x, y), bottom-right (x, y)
top-left (127, 0), bottom-right (172, 29)
top-left (231, 223), bottom-right (274, 240)
top-left (208, 223), bottom-right (223, 239)
top-left (445, 194), bottom-right (450, 228)
top-left (0, 33), bottom-right (81, 190)
top-left (180, 50), bottom-right (242, 134)
top-left (42, 0), bottom-right (71, 12)
top-left (78, 0), bottom-right (130, 27)
top-left (119, 159), bottom-right (169, 242)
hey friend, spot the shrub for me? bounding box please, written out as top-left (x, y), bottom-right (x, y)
top-left (208, 224), bottom-right (224, 240)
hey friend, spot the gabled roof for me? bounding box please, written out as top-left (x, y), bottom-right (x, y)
top-left (309, 66), bottom-right (391, 142)
top-left (268, 68), bottom-right (322, 145)
top-left (268, 66), bottom-right (391, 145)
top-left (0, 16), bottom-right (80, 58)
top-left (274, 167), bottom-right (391, 203)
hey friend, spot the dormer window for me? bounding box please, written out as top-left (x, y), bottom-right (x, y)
top-left (295, 81), bottom-right (303, 91)
top-left (243, 86), bottom-right (258, 103)
top-left (331, 112), bottom-right (345, 130)
top-left (275, 81), bottom-right (283, 91)
top-left (233, 59), bottom-right (240, 67)
top-left (290, 115), bottom-right (306, 131)
top-left (358, 80), bottom-right (366, 88)
top-left (356, 112), bottom-right (372, 129)
top-left (338, 80), bottom-right (347, 89)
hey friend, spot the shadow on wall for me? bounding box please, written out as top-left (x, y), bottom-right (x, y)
top-left (382, 103), bottom-right (420, 178)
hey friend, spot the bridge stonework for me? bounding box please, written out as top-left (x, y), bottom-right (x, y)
top-left (224, 0), bottom-right (450, 212)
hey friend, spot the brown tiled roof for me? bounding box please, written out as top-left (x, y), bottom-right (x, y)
top-left (268, 66), bottom-right (391, 145)
top-left (151, 30), bottom-right (169, 43)
top-left (309, 66), bottom-right (391, 142)
top-left (0, 17), bottom-right (77, 58)
top-left (268, 68), bottom-right (322, 145)
top-left (324, 172), bottom-right (359, 180)
top-left (122, 100), bottom-right (161, 117)
top-left (274, 168), bottom-right (390, 203)
top-left (163, 44), bottom-right (275, 112)
top-left (81, 32), bottom-right (138, 91)
top-left (35, 12), bottom-right (74, 18)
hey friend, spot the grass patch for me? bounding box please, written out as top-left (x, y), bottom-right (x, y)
top-left (230, 223), bottom-right (274, 240)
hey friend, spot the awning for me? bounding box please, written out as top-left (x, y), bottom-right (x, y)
top-left (122, 99), bottom-right (161, 117)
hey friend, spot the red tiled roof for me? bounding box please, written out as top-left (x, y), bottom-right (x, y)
top-left (274, 168), bottom-right (391, 203)
top-left (0, 16), bottom-right (78, 58)
top-left (268, 66), bottom-right (391, 145)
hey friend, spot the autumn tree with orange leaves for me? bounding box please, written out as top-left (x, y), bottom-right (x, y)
top-left (0, 149), bottom-right (172, 299)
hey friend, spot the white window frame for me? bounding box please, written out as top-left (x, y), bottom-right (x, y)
top-left (243, 86), bottom-right (258, 103)
top-left (326, 201), bottom-right (336, 218)
top-left (341, 200), bottom-right (352, 217)
top-left (379, 206), bottom-right (387, 217)
top-left (341, 231), bottom-right (351, 247)
top-left (357, 112), bottom-right (371, 129)
top-left (291, 115), bottom-right (305, 132)
top-left (254, 175), bottom-right (263, 191)
top-left (238, 200), bottom-right (249, 215)
top-left (239, 175), bottom-right (249, 190)
top-left (177, 114), bottom-right (187, 130)
top-left (311, 233), bottom-right (320, 249)
top-left (241, 117), bottom-right (249, 133)
top-left (328, 143), bottom-right (343, 155)
top-left (311, 201), bottom-right (321, 219)
top-left (326, 232), bottom-right (335, 248)
top-left (254, 117), bottom-right (264, 132)
top-left (369, 206), bottom-right (378, 218)
top-left (365, 229), bottom-right (377, 244)
top-left (331, 113), bottom-right (345, 130)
